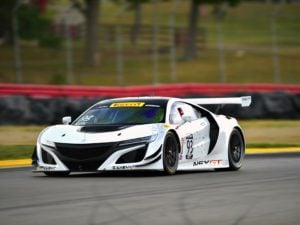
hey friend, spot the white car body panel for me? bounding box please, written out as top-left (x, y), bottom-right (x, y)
top-left (33, 96), bottom-right (251, 174)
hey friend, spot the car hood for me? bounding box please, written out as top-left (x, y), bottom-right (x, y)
top-left (39, 124), bottom-right (160, 145)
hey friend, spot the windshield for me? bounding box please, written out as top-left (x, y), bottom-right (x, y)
top-left (74, 102), bottom-right (165, 126)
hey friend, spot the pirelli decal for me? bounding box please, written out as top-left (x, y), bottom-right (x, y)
top-left (110, 102), bottom-right (145, 107)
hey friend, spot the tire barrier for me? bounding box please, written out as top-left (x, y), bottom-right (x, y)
top-left (212, 92), bottom-right (300, 119)
top-left (0, 91), bottom-right (299, 125)
top-left (1, 83), bottom-right (300, 97)
top-left (0, 96), bottom-right (101, 125)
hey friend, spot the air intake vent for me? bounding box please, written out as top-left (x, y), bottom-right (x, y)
top-left (41, 148), bottom-right (56, 165)
top-left (116, 145), bottom-right (147, 164)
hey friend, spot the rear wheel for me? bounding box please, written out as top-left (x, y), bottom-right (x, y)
top-left (228, 128), bottom-right (245, 170)
top-left (44, 171), bottom-right (70, 177)
top-left (163, 132), bottom-right (179, 175)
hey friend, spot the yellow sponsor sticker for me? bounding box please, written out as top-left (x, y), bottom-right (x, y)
top-left (110, 102), bottom-right (145, 107)
top-left (163, 124), bottom-right (171, 129)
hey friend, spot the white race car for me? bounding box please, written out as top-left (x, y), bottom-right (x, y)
top-left (32, 96), bottom-right (251, 176)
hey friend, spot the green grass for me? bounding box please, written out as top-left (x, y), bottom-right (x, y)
top-left (0, 2), bottom-right (300, 85)
top-left (0, 120), bottom-right (299, 160)
top-left (0, 126), bottom-right (45, 145)
top-left (240, 120), bottom-right (300, 146)
top-left (0, 145), bottom-right (34, 160)
top-left (246, 143), bottom-right (300, 148)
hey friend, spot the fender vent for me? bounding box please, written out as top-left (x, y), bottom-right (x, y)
top-left (116, 145), bottom-right (147, 164)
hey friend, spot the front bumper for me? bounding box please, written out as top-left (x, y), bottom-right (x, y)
top-left (33, 141), bottom-right (162, 173)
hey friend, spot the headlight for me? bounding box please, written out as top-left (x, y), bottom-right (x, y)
top-left (119, 134), bottom-right (158, 146)
top-left (38, 132), bottom-right (55, 148)
top-left (39, 138), bottom-right (55, 148)
top-left (41, 140), bottom-right (56, 148)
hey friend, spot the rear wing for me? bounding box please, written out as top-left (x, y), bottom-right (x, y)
top-left (186, 96), bottom-right (252, 107)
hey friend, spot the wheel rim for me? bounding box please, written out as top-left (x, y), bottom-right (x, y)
top-left (230, 133), bottom-right (243, 163)
top-left (165, 136), bottom-right (177, 167)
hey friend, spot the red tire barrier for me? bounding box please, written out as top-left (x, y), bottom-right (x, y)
top-left (1, 83), bottom-right (299, 124)
top-left (0, 83), bottom-right (299, 98)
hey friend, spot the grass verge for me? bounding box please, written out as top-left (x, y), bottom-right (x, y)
top-left (246, 143), bottom-right (300, 148)
top-left (0, 145), bottom-right (34, 160)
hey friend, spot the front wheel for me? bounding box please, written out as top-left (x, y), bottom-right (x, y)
top-left (228, 128), bottom-right (245, 170)
top-left (163, 132), bottom-right (179, 175)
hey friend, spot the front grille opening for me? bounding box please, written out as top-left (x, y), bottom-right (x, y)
top-left (62, 161), bottom-right (102, 172)
top-left (53, 142), bottom-right (147, 171)
top-left (54, 142), bottom-right (117, 171)
top-left (55, 143), bottom-right (115, 161)
top-left (41, 149), bottom-right (56, 165)
top-left (116, 145), bottom-right (147, 164)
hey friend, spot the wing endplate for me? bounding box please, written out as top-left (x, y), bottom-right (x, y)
top-left (186, 96), bottom-right (252, 107)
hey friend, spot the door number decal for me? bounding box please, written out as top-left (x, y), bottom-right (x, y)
top-left (186, 134), bottom-right (194, 159)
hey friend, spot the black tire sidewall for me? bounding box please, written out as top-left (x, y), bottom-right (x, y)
top-left (163, 132), bottom-right (179, 175)
top-left (228, 129), bottom-right (245, 170)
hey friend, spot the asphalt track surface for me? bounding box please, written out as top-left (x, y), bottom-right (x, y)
top-left (0, 154), bottom-right (299, 225)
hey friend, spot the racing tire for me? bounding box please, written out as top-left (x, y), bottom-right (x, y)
top-left (228, 128), bottom-right (245, 170)
top-left (44, 171), bottom-right (70, 177)
top-left (162, 132), bottom-right (179, 175)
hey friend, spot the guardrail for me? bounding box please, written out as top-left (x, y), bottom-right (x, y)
top-left (0, 83), bottom-right (299, 98)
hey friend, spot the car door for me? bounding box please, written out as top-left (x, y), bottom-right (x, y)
top-left (169, 102), bottom-right (210, 162)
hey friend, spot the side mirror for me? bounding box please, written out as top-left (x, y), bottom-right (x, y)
top-left (182, 115), bottom-right (192, 123)
top-left (62, 116), bottom-right (72, 125)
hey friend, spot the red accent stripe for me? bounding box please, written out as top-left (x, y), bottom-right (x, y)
top-left (0, 83), bottom-right (299, 98)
